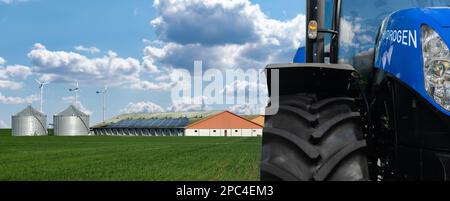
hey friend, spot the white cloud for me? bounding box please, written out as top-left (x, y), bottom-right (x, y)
top-left (167, 96), bottom-right (210, 112)
top-left (229, 103), bottom-right (265, 115)
top-left (339, 17), bottom-right (374, 48)
top-left (130, 67), bottom-right (189, 91)
top-left (61, 96), bottom-right (93, 115)
top-left (0, 58), bottom-right (32, 90)
top-left (151, 0), bottom-right (259, 46)
top-left (129, 80), bottom-right (170, 90)
top-left (33, 43), bottom-right (45, 50)
top-left (340, 17), bottom-right (361, 47)
top-left (24, 43), bottom-right (186, 93)
top-left (144, 0), bottom-right (306, 70)
top-left (120, 101), bottom-right (166, 114)
top-left (74, 45), bottom-right (101, 54)
top-left (0, 65), bottom-right (33, 80)
top-left (28, 43), bottom-right (142, 86)
top-left (0, 92), bottom-right (38, 104)
top-left (359, 34), bottom-right (374, 44)
top-left (0, 80), bottom-right (22, 90)
top-left (142, 45), bottom-right (164, 73)
top-left (0, 120), bottom-right (7, 128)
top-left (142, 38), bottom-right (152, 45)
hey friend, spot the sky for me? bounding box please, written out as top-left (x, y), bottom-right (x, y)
top-left (0, 0), bottom-right (306, 127)
top-left (1, 0), bottom-right (441, 128)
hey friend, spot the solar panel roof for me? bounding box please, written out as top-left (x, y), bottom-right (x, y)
top-left (107, 118), bottom-right (190, 128)
top-left (92, 111), bottom-right (223, 128)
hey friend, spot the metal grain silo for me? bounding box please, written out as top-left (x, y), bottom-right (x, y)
top-left (11, 106), bottom-right (48, 136)
top-left (54, 105), bottom-right (90, 136)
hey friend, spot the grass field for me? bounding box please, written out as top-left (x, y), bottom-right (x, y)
top-left (0, 129), bottom-right (261, 181)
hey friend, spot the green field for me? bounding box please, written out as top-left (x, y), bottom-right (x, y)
top-left (0, 129), bottom-right (261, 181)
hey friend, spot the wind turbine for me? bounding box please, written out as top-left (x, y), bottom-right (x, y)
top-left (35, 79), bottom-right (49, 113)
top-left (69, 81), bottom-right (80, 106)
top-left (96, 86), bottom-right (108, 122)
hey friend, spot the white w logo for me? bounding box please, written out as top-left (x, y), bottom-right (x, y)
top-left (382, 46), bottom-right (394, 68)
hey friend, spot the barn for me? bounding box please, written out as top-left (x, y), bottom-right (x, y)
top-left (92, 111), bottom-right (221, 136)
top-left (243, 115), bottom-right (265, 127)
top-left (92, 111), bottom-right (263, 137)
top-left (184, 111), bottom-right (263, 137)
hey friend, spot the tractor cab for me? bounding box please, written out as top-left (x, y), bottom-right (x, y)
top-left (297, 0), bottom-right (449, 80)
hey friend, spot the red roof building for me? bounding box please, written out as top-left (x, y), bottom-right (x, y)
top-left (185, 111), bottom-right (263, 137)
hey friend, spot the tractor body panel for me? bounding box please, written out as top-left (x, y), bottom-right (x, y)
top-left (371, 7), bottom-right (450, 180)
top-left (371, 72), bottom-right (450, 180)
top-left (374, 8), bottom-right (450, 116)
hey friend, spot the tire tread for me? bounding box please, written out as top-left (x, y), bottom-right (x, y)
top-left (261, 94), bottom-right (369, 181)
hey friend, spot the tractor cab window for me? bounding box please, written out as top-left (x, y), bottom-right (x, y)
top-left (338, 0), bottom-right (450, 80)
top-left (322, 0), bottom-right (337, 63)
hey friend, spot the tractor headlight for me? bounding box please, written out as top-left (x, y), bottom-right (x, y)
top-left (422, 25), bottom-right (450, 111)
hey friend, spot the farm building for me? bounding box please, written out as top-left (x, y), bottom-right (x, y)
top-left (185, 111), bottom-right (263, 137)
top-left (11, 105), bottom-right (48, 136)
top-left (243, 115), bottom-right (265, 127)
top-left (92, 111), bottom-right (263, 137)
top-left (54, 105), bottom-right (90, 136)
top-left (92, 111), bottom-right (221, 136)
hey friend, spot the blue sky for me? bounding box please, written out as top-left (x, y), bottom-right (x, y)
top-left (2, 0), bottom-right (443, 128)
top-left (0, 0), bottom-right (307, 127)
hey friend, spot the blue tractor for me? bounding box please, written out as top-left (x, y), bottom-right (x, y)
top-left (261, 0), bottom-right (450, 181)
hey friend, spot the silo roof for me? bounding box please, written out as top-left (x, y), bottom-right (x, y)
top-left (55, 105), bottom-right (89, 117)
top-left (13, 105), bottom-right (46, 117)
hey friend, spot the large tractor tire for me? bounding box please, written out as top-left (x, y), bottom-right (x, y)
top-left (261, 94), bottom-right (369, 181)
